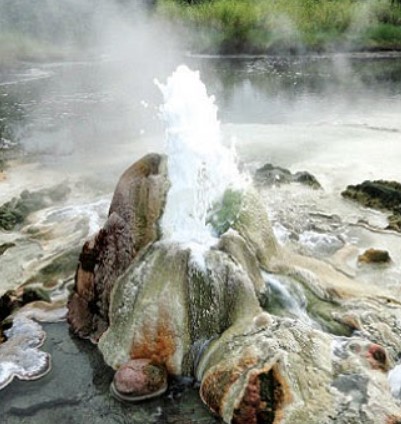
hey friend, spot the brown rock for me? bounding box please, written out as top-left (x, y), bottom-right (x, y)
top-left (387, 415), bottom-right (401, 424)
top-left (358, 248), bottom-right (391, 264)
top-left (233, 367), bottom-right (287, 424)
top-left (366, 343), bottom-right (389, 371)
top-left (113, 358), bottom-right (167, 398)
top-left (201, 352), bottom-right (291, 424)
top-left (67, 153), bottom-right (169, 341)
top-left (67, 293), bottom-right (94, 338)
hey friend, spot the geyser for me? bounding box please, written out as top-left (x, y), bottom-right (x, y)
top-left (156, 65), bottom-right (243, 246)
top-left (68, 65), bottom-right (401, 423)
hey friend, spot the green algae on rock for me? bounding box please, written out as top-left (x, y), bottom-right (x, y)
top-left (342, 180), bottom-right (401, 211)
top-left (208, 188), bottom-right (243, 237)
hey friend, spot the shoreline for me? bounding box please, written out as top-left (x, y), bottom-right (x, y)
top-left (186, 49), bottom-right (401, 60)
top-left (1, 48), bottom-right (401, 71)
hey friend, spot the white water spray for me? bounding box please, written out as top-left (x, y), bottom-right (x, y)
top-left (388, 364), bottom-right (401, 398)
top-left (263, 272), bottom-right (316, 326)
top-left (156, 65), bottom-right (243, 246)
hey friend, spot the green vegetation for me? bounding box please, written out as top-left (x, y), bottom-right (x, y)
top-left (1, 0), bottom-right (400, 62)
top-left (156, 0), bottom-right (401, 53)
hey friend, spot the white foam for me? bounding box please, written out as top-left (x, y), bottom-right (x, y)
top-left (44, 197), bottom-right (110, 236)
top-left (156, 65), bottom-right (243, 247)
top-left (263, 272), bottom-right (315, 326)
top-left (388, 364), bottom-right (401, 397)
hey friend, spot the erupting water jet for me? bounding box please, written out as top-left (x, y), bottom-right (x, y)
top-left (156, 65), bottom-right (244, 247)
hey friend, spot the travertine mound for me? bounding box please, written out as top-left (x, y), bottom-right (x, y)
top-left (68, 154), bottom-right (401, 423)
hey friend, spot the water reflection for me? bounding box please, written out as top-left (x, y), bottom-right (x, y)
top-left (1, 53), bottom-right (401, 154)
top-left (196, 54), bottom-right (401, 124)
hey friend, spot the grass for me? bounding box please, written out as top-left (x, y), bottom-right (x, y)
top-left (366, 22), bottom-right (401, 47)
top-left (156, 0), bottom-right (401, 53)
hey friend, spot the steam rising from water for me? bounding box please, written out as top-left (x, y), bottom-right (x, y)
top-left (156, 65), bottom-right (243, 245)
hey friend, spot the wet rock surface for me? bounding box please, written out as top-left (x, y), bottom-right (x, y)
top-left (1, 286), bottom-right (50, 314)
top-left (0, 242), bottom-right (15, 255)
top-left (66, 153), bottom-right (401, 423)
top-left (113, 359), bottom-right (167, 399)
top-left (342, 180), bottom-right (401, 232)
top-left (68, 153), bottom-right (169, 341)
top-left (0, 183), bottom-right (71, 231)
top-left (0, 286), bottom-right (51, 341)
top-left (254, 163), bottom-right (321, 189)
top-left (25, 247), bottom-right (81, 288)
top-left (0, 322), bottom-right (217, 424)
top-left (97, 185), bottom-right (275, 380)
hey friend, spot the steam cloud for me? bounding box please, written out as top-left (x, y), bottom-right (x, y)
top-left (0, 0), bottom-right (184, 167)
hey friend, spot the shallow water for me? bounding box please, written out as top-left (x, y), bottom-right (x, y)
top-left (1, 52), bottom-right (401, 422)
top-left (0, 323), bottom-right (217, 424)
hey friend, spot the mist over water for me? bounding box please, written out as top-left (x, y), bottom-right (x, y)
top-left (196, 54), bottom-right (401, 128)
top-left (0, 0), bottom-right (184, 172)
top-left (1, 0), bottom-right (401, 171)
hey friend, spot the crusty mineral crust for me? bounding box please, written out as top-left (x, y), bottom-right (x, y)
top-left (67, 153), bottom-right (169, 341)
top-left (68, 154), bottom-right (401, 423)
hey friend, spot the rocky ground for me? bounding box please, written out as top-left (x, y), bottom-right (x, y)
top-left (342, 180), bottom-right (401, 232)
top-left (0, 323), bottom-right (216, 424)
top-left (2, 153), bottom-right (401, 423)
